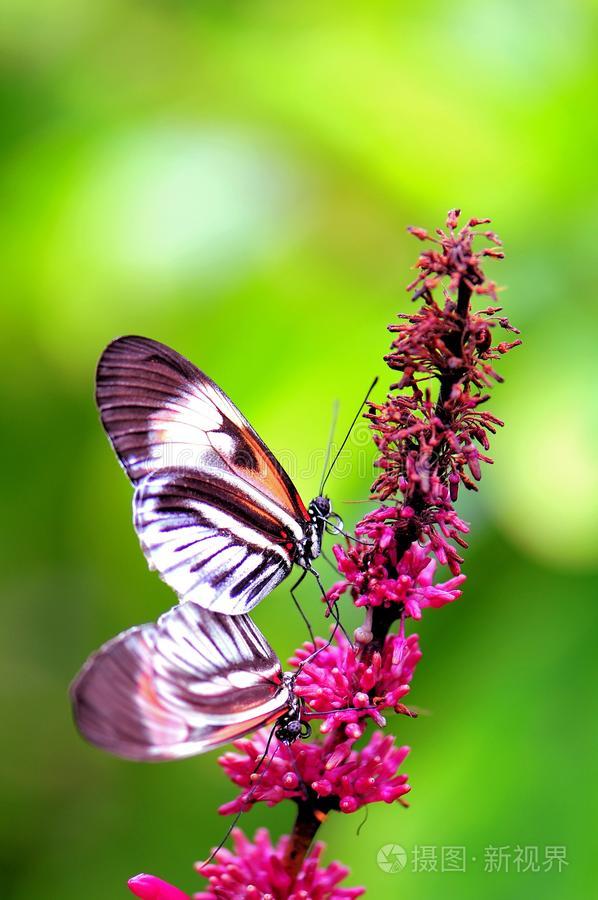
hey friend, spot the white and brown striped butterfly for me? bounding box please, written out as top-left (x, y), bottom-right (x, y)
top-left (70, 602), bottom-right (308, 761)
top-left (96, 336), bottom-right (338, 615)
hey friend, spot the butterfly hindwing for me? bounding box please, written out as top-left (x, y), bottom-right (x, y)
top-left (96, 336), bottom-right (312, 613)
top-left (70, 603), bottom-right (289, 761)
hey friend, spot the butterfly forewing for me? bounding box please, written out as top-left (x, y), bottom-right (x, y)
top-left (70, 604), bottom-right (290, 761)
top-left (96, 336), bottom-right (311, 613)
top-left (135, 470), bottom-right (295, 613)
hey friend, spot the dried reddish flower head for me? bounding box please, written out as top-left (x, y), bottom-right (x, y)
top-left (324, 210), bottom-right (520, 633)
top-left (371, 209), bottom-right (520, 520)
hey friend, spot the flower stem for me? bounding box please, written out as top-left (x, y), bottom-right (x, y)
top-left (359, 602), bottom-right (402, 664)
top-left (435, 277), bottom-right (474, 416)
top-left (356, 524), bottom-right (417, 664)
top-left (283, 798), bottom-right (334, 880)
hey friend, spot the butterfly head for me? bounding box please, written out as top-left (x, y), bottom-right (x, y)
top-left (311, 496), bottom-right (344, 537)
top-left (310, 495), bottom-right (332, 520)
top-left (275, 716), bottom-right (311, 744)
top-left (302, 496), bottom-right (344, 564)
top-left (274, 673), bottom-right (311, 745)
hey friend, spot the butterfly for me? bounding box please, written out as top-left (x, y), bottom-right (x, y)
top-left (96, 335), bottom-right (341, 616)
top-left (70, 602), bottom-right (310, 761)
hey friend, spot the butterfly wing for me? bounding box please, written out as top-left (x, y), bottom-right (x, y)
top-left (134, 470), bottom-right (300, 613)
top-left (70, 603), bottom-right (289, 761)
top-left (96, 336), bottom-right (311, 613)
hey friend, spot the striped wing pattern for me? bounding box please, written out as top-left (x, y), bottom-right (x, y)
top-left (135, 471), bottom-right (295, 613)
top-left (70, 603), bottom-right (289, 761)
top-left (96, 336), bottom-right (310, 614)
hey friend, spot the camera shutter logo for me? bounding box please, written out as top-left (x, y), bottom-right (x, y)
top-left (377, 844), bottom-right (407, 873)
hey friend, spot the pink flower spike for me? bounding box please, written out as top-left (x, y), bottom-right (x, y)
top-left (195, 828), bottom-right (365, 899)
top-left (128, 874), bottom-right (190, 900)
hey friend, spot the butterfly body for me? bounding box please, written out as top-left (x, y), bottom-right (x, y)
top-left (96, 335), bottom-right (336, 615)
top-left (295, 495), bottom-right (332, 567)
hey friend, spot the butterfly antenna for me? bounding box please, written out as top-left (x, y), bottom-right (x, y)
top-left (304, 703), bottom-right (377, 717)
top-left (200, 806), bottom-right (244, 870)
top-left (318, 399), bottom-right (340, 496)
top-left (319, 376), bottom-right (378, 495)
top-left (324, 520), bottom-right (373, 546)
top-left (199, 730), bottom-right (281, 870)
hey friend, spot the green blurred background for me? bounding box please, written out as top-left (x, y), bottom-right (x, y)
top-left (1, 1), bottom-right (596, 898)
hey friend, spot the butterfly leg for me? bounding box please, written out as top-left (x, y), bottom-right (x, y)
top-left (319, 548), bottom-right (339, 574)
top-left (289, 569), bottom-right (316, 646)
top-left (307, 565), bottom-right (353, 646)
top-left (199, 727), bottom-right (281, 869)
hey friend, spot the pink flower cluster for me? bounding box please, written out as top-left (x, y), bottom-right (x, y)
top-left (218, 729), bottom-right (410, 816)
top-left (328, 527), bottom-right (465, 614)
top-left (129, 828), bottom-right (364, 900)
top-left (196, 829), bottom-right (364, 900)
top-left (291, 629), bottom-right (422, 728)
